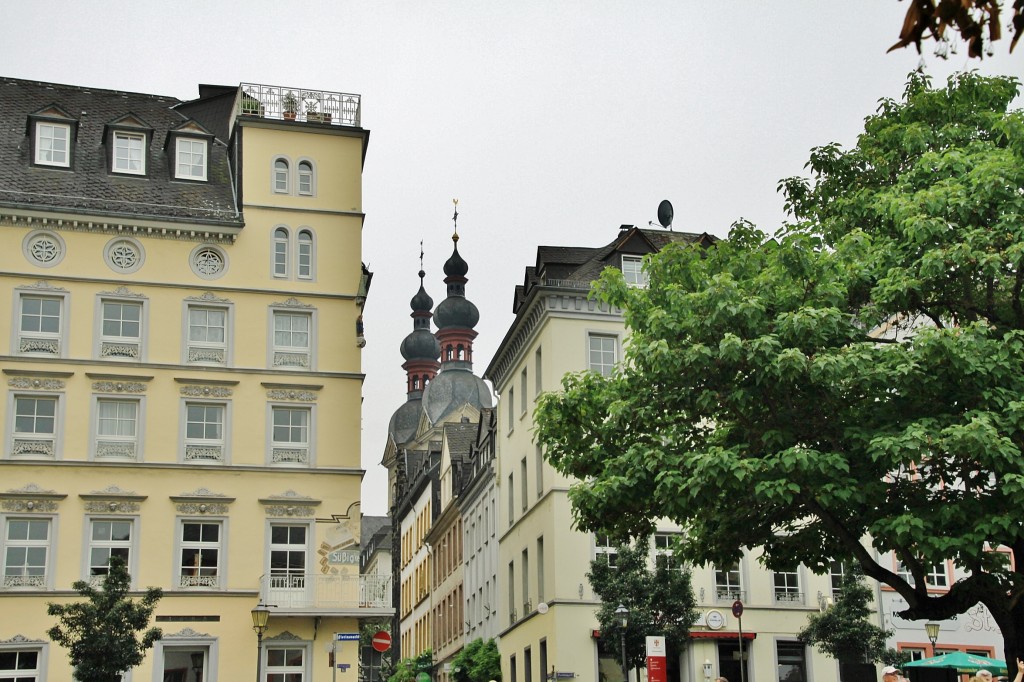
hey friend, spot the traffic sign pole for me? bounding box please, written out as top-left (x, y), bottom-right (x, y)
top-left (732, 601), bottom-right (745, 682)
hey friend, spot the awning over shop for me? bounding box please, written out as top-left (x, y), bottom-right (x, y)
top-left (689, 631), bottom-right (757, 640)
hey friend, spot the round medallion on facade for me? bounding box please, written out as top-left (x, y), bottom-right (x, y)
top-left (190, 244), bottom-right (227, 280)
top-left (23, 230), bottom-right (66, 268)
top-left (104, 237), bottom-right (145, 274)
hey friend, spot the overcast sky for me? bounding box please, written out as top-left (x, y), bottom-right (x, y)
top-left (3, 2), bottom-right (1023, 516)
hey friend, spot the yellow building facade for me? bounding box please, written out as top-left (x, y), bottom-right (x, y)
top-left (0, 78), bottom-right (387, 681)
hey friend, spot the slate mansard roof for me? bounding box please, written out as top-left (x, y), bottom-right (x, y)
top-left (0, 77), bottom-right (241, 226)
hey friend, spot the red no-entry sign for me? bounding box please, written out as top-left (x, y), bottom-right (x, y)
top-left (371, 631), bottom-right (392, 652)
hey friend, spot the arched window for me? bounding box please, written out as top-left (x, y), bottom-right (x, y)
top-left (457, 345), bottom-right (465, 360)
top-left (297, 160), bottom-right (314, 195)
top-left (273, 227), bottom-right (289, 277)
top-left (273, 159), bottom-right (289, 193)
top-left (297, 230), bottom-right (314, 279)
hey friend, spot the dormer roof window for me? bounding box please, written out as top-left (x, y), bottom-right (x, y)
top-left (27, 104), bottom-right (79, 169)
top-left (166, 121), bottom-right (214, 183)
top-left (103, 113), bottom-right (154, 177)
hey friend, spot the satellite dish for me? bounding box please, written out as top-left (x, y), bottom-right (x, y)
top-left (537, 602), bottom-right (549, 614)
top-left (657, 200), bottom-right (674, 229)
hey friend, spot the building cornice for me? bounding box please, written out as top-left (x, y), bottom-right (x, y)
top-left (0, 208), bottom-right (241, 243)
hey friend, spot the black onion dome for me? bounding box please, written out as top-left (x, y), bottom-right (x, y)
top-left (401, 328), bottom-right (441, 361)
top-left (444, 241), bottom-right (469, 278)
top-left (434, 296), bottom-right (480, 330)
top-left (410, 272), bottom-right (433, 312)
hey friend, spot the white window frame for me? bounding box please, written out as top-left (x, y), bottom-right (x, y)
top-left (177, 518), bottom-right (224, 589)
top-left (13, 289), bottom-right (68, 357)
top-left (7, 392), bottom-right (61, 460)
top-left (268, 404), bottom-right (314, 467)
top-left (272, 227), bottom-right (290, 278)
top-left (263, 642), bottom-right (311, 682)
top-left (594, 535), bottom-right (618, 568)
top-left (153, 635), bottom-right (219, 682)
top-left (112, 131), bottom-right (146, 175)
top-left (266, 521), bottom-right (312, 595)
top-left (296, 229), bottom-right (315, 280)
top-left (85, 516), bottom-right (137, 586)
top-left (92, 396), bottom-right (143, 462)
top-left (773, 567), bottom-right (803, 603)
top-left (621, 254), bottom-right (647, 287)
top-left (96, 296), bottom-right (146, 361)
top-left (715, 561), bottom-right (743, 601)
top-left (35, 121), bottom-right (70, 167)
top-left (587, 333), bottom-right (618, 377)
top-left (183, 302), bottom-right (232, 366)
top-left (297, 159), bottom-right (316, 196)
top-left (269, 308), bottom-right (315, 370)
top-left (0, 641), bottom-right (48, 681)
top-left (181, 400), bottom-right (230, 465)
top-left (2, 516), bottom-right (53, 589)
top-left (927, 561), bottom-right (950, 588)
top-left (175, 137), bottom-right (208, 181)
top-left (273, 157), bottom-right (290, 194)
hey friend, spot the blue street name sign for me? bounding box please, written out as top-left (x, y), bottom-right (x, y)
top-left (335, 633), bottom-right (360, 641)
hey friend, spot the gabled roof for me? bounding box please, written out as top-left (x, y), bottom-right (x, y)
top-left (0, 77), bottom-right (240, 225)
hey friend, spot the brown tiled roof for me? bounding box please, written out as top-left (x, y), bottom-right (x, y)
top-left (0, 77), bottom-right (240, 225)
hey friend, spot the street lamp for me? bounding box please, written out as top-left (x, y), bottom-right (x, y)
top-left (925, 621), bottom-right (940, 653)
top-left (251, 601), bottom-right (271, 682)
top-left (615, 603), bottom-right (629, 682)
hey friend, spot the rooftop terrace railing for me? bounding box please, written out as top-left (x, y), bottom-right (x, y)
top-left (239, 83), bottom-right (361, 127)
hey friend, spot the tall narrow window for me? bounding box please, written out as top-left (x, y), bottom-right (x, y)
top-left (297, 230), bottom-right (314, 279)
top-left (35, 122), bottom-right (70, 167)
top-left (88, 519), bottom-right (132, 582)
top-left (273, 227), bottom-right (289, 277)
top-left (95, 398), bottom-right (139, 460)
top-left (271, 406), bottom-right (311, 465)
top-left (535, 445), bottom-right (544, 498)
top-left (588, 334), bottom-right (617, 376)
top-left (773, 568), bottom-right (802, 603)
top-left (507, 474), bottom-right (515, 525)
top-left (179, 521), bottom-right (221, 588)
top-left (536, 536), bottom-right (545, 603)
top-left (776, 641), bottom-right (807, 682)
top-left (112, 132), bottom-right (145, 174)
top-left (829, 560), bottom-right (846, 598)
top-left (269, 524), bottom-right (308, 593)
top-left (507, 387), bottom-right (515, 431)
top-left (520, 458), bottom-right (528, 512)
top-left (3, 518), bottom-right (50, 588)
top-left (534, 348), bottom-right (543, 396)
top-left (175, 138), bottom-right (207, 180)
top-left (297, 161), bottom-right (314, 195)
top-left (274, 159), bottom-right (290, 193)
top-left (520, 369), bottom-right (528, 415)
top-left (595, 535), bottom-right (618, 568)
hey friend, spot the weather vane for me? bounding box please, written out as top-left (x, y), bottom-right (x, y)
top-left (452, 198), bottom-right (459, 240)
top-left (418, 240), bottom-right (425, 279)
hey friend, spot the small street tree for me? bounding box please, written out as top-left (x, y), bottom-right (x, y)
top-left (799, 568), bottom-right (891, 665)
top-left (47, 556), bottom-right (162, 682)
top-left (388, 649), bottom-right (433, 682)
top-left (450, 638), bottom-right (501, 682)
top-left (588, 540), bottom-right (699, 673)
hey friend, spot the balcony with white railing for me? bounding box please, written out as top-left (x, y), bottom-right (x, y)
top-left (258, 572), bottom-right (392, 615)
top-left (239, 83), bottom-right (361, 127)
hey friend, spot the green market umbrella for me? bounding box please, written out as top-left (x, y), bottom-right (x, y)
top-left (903, 652), bottom-right (1007, 675)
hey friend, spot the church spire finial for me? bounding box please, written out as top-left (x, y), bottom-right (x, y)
top-left (452, 198), bottom-right (459, 243)
top-left (418, 240), bottom-right (425, 280)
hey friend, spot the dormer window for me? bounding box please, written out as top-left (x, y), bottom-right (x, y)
top-left (113, 132), bottom-right (146, 174)
top-left (175, 138), bottom-right (207, 181)
top-left (621, 254), bottom-right (647, 287)
top-left (35, 123), bottom-right (71, 167)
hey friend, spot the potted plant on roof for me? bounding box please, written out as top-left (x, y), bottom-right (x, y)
top-left (282, 91), bottom-right (298, 121)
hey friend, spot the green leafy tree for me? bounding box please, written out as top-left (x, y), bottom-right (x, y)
top-left (588, 541), bottom-right (698, 673)
top-left (450, 638), bottom-right (500, 682)
top-left (535, 71), bottom-right (1024, 665)
top-left (798, 568), bottom-right (891, 663)
top-left (388, 649), bottom-right (433, 682)
top-left (47, 556), bottom-right (162, 682)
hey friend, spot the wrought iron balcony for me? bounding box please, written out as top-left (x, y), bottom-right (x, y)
top-left (259, 572), bottom-right (391, 612)
top-left (239, 83), bottom-right (361, 127)
top-left (774, 591), bottom-right (805, 604)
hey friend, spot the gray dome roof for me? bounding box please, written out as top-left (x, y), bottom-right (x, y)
top-left (434, 295), bottom-right (480, 330)
top-left (388, 398), bottom-right (423, 446)
top-left (421, 369), bottom-right (492, 425)
top-left (400, 328), bottom-right (441, 361)
top-left (444, 242), bottom-right (469, 278)
top-left (410, 273), bottom-right (433, 313)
